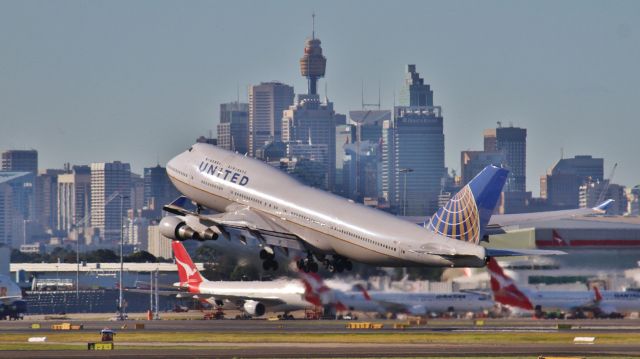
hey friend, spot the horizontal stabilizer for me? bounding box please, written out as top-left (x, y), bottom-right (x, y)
top-left (485, 248), bottom-right (566, 257)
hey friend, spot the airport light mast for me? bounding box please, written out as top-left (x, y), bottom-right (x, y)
top-left (117, 193), bottom-right (129, 321)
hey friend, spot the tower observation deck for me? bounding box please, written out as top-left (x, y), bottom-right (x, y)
top-left (299, 16), bottom-right (326, 95)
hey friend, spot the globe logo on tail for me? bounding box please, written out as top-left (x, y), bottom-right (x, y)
top-left (427, 185), bottom-right (480, 243)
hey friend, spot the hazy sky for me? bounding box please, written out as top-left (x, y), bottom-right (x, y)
top-left (1, 0), bottom-right (638, 195)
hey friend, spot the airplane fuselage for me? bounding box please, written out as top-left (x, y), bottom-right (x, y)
top-left (167, 144), bottom-right (487, 267)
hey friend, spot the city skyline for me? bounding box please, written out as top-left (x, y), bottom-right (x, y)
top-left (1, 1), bottom-right (639, 195)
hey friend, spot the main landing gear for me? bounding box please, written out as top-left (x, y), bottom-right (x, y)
top-left (260, 249), bottom-right (279, 271)
top-left (296, 254), bottom-right (354, 274)
top-left (297, 254), bottom-right (319, 273)
top-left (323, 256), bottom-right (353, 274)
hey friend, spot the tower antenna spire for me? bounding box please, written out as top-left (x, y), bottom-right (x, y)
top-left (312, 12), bottom-right (315, 39)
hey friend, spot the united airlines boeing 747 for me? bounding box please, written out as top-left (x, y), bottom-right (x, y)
top-left (161, 143), bottom-right (563, 272)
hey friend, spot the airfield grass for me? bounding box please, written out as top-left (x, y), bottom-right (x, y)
top-left (2, 331), bottom-right (640, 344)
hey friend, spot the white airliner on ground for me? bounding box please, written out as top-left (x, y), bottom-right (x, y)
top-left (0, 275), bottom-right (26, 320)
top-left (161, 143), bottom-right (567, 273)
top-left (171, 240), bottom-right (310, 317)
top-left (487, 258), bottom-right (640, 318)
top-left (301, 272), bottom-right (494, 317)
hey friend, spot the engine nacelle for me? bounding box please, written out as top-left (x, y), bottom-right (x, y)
top-left (243, 300), bottom-right (266, 317)
top-left (202, 227), bottom-right (221, 241)
top-left (159, 216), bottom-right (199, 241)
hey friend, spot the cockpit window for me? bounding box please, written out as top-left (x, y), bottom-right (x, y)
top-left (188, 147), bottom-right (193, 152)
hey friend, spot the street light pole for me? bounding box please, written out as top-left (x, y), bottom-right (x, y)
top-left (399, 168), bottom-right (414, 216)
top-left (118, 193), bottom-right (128, 321)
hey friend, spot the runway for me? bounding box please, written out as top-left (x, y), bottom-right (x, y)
top-left (3, 316), bottom-right (640, 357)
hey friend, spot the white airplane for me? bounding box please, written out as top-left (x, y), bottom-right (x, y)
top-left (171, 240), bottom-right (311, 317)
top-left (300, 272), bottom-right (493, 316)
top-left (487, 258), bottom-right (639, 318)
top-left (161, 143), bottom-right (565, 273)
top-left (0, 275), bottom-right (26, 320)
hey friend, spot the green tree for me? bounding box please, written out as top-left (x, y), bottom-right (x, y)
top-left (125, 250), bottom-right (157, 263)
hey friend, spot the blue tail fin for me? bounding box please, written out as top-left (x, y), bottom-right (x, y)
top-left (426, 165), bottom-right (508, 244)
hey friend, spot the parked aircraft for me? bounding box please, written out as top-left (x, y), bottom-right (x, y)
top-left (161, 143), bottom-right (564, 273)
top-left (300, 271), bottom-right (494, 317)
top-left (487, 258), bottom-right (638, 318)
top-left (171, 240), bottom-right (310, 317)
top-left (0, 275), bottom-right (26, 320)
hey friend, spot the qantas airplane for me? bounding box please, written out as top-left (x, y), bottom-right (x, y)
top-left (0, 275), bottom-right (26, 320)
top-left (171, 240), bottom-right (311, 317)
top-left (301, 272), bottom-right (494, 317)
top-left (161, 143), bottom-right (569, 273)
top-left (487, 258), bottom-right (639, 318)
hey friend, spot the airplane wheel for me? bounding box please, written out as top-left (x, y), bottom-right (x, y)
top-left (296, 259), bottom-right (304, 270)
top-left (259, 249), bottom-right (270, 260)
top-left (271, 261), bottom-right (279, 271)
top-left (309, 262), bottom-right (319, 273)
top-left (345, 261), bottom-right (353, 271)
top-left (335, 264), bottom-right (344, 273)
top-left (262, 261), bottom-right (271, 271)
top-left (302, 265), bottom-right (310, 273)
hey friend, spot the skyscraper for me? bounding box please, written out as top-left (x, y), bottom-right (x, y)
top-left (543, 155), bottom-right (604, 209)
top-left (0, 171), bottom-right (35, 247)
top-left (248, 82), bottom-right (294, 156)
top-left (90, 161), bottom-right (131, 242)
top-left (57, 165), bottom-right (91, 233)
top-left (382, 65), bottom-right (445, 216)
top-left (460, 150), bottom-right (505, 185)
top-left (217, 102), bottom-right (249, 154)
top-left (1, 150), bottom-right (38, 173)
top-left (143, 165), bottom-right (179, 219)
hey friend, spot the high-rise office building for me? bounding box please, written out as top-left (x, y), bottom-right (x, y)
top-left (35, 169), bottom-right (65, 232)
top-left (57, 165), bottom-right (91, 233)
top-left (0, 172), bottom-right (35, 247)
top-left (543, 155), bottom-right (604, 209)
top-left (483, 126), bottom-right (528, 213)
top-left (460, 150), bottom-right (505, 186)
top-left (143, 165), bottom-right (179, 219)
top-left (579, 180), bottom-right (627, 215)
top-left (217, 102), bottom-right (249, 154)
top-left (1, 150), bottom-right (38, 173)
top-left (90, 161), bottom-right (131, 242)
top-left (248, 82), bottom-right (294, 156)
top-left (381, 65), bottom-right (444, 216)
top-left (382, 105), bottom-right (445, 216)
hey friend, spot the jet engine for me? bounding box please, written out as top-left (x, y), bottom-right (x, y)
top-left (159, 216), bottom-right (199, 241)
top-left (243, 300), bottom-right (266, 317)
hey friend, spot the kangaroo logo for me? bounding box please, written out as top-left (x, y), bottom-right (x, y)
top-left (176, 258), bottom-right (197, 279)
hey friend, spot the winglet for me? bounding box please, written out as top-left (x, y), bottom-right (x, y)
top-left (593, 199), bottom-right (614, 213)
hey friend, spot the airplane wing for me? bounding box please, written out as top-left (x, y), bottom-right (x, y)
top-left (164, 196), bottom-right (307, 253)
top-left (485, 200), bottom-right (614, 235)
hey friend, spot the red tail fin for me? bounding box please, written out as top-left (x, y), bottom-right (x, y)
top-left (593, 286), bottom-right (603, 302)
top-left (172, 241), bottom-right (204, 287)
top-left (354, 284), bottom-right (371, 301)
top-left (487, 258), bottom-right (534, 311)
